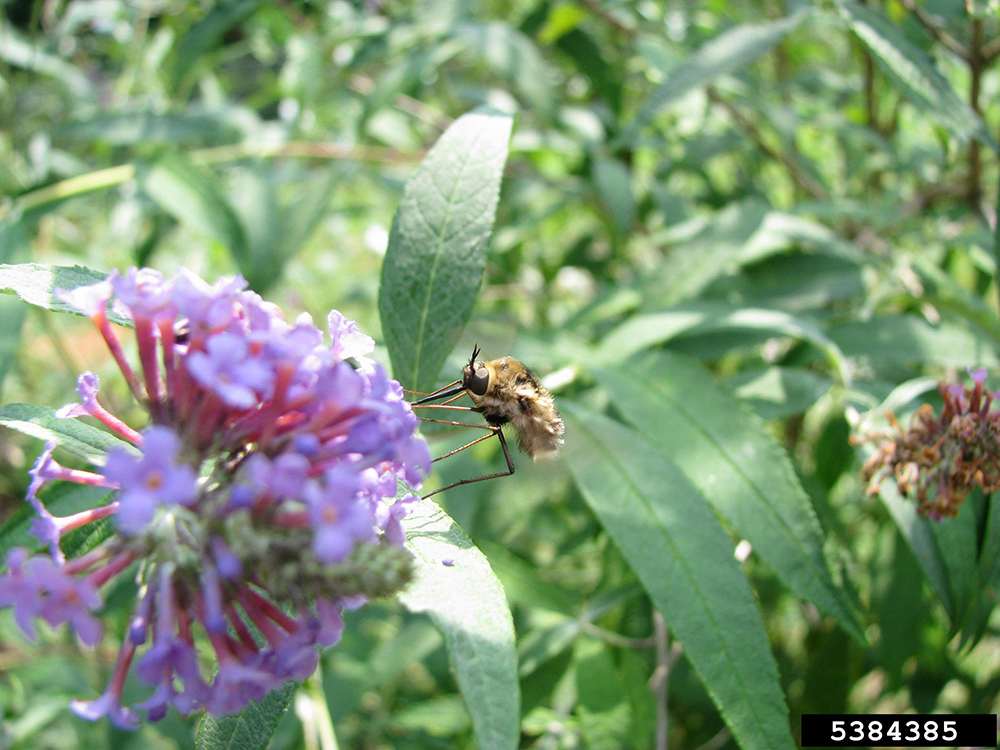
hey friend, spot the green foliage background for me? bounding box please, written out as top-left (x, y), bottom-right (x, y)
top-left (1, 0), bottom-right (999, 748)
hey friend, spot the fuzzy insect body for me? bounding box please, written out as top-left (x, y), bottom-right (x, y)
top-left (410, 346), bottom-right (564, 498)
top-left (464, 355), bottom-right (564, 459)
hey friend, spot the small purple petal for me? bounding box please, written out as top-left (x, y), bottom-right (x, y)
top-left (328, 310), bottom-right (375, 361)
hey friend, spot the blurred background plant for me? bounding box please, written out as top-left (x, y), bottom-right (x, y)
top-left (1, 0), bottom-right (999, 748)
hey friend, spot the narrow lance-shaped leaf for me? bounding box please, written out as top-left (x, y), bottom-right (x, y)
top-left (139, 155), bottom-right (249, 269)
top-left (878, 480), bottom-right (953, 616)
top-left (0, 484), bottom-right (114, 560)
top-left (961, 492), bottom-right (1000, 647)
top-left (379, 107), bottom-right (514, 392)
top-left (400, 498), bottom-right (519, 750)
top-left (196, 681), bottom-right (297, 750)
top-left (621, 11), bottom-right (808, 144)
top-left (593, 352), bottom-right (864, 642)
top-left (0, 403), bottom-right (137, 465)
top-left (562, 404), bottom-right (795, 750)
top-left (926, 490), bottom-right (984, 631)
top-left (0, 262), bottom-right (132, 326)
top-left (595, 302), bottom-right (851, 385)
top-left (835, 0), bottom-right (999, 154)
top-left (172, 0), bottom-right (262, 90)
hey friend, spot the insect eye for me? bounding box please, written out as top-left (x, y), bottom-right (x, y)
top-left (468, 366), bottom-right (490, 395)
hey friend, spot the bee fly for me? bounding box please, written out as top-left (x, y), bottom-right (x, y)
top-left (411, 345), bottom-right (565, 498)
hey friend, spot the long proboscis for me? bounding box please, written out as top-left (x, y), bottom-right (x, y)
top-left (411, 380), bottom-right (464, 405)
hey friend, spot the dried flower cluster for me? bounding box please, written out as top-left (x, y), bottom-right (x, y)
top-left (0, 268), bottom-right (430, 728)
top-left (860, 368), bottom-right (1000, 519)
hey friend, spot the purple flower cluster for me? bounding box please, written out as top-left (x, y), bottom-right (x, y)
top-left (0, 268), bottom-right (430, 728)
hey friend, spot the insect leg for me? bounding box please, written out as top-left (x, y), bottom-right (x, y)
top-left (422, 427), bottom-right (516, 499)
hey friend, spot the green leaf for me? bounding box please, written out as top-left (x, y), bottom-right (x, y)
top-left (59, 111), bottom-right (239, 146)
top-left (139, 155), bottom-right (248, 267)
top-left (879, 482), bottom-right (953, 616)
top-left (726, 367), bottom-right (834, 420)
top-left (828, 315), bottom-right (1000, 369)
top-left (400, 498), bottom-right (519, 750)
top-left (387, 695), bottom-right (471, 735)
top-left (591, 155), bottom-right (635, 235)
top-left (645, 199), bottom-right (770, 305)
top-left (0, 263), bottom-right (132, 327)
top-left (0, 218), bottom-right (30, 398)
top-left (961, 494), bottom-right (1000, 646)
top-left (478, 541), bottom-right (578, 615)
top-left (927, 490), bottom-right (983, 630)
top-left (195, 680), bottom-right (297, 750)
top-left (592, 352), bottom-right (864, 642)
top-left (0, 483), bottom-right (114, 559)
top-left (835, 0), bottom-right (999, 154)
top-left (623, 12), bottom-right (808, 142)
top-left (0, 403), bottom-right (136, 465)
top-left (454, 23), bottom-right (556, 117)
top-left (172, 0), bottom-right (263, 90)
top-left (379, 107), bottom-right (514, 391)
top-left (0, 27), bottom-right (95, 96)
top-left (0, 292), bottom-right (27, 399)
top-left (562, 404), bottom-right (795, 750)
top-left (595, 302), bottom-right (850, 385)
top-left (229, 164), bottom-right (345, 294)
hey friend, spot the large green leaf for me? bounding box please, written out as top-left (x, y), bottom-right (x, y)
top-left (0, 483), bottom-right (114, 559)
top-left (196, 681), bottom-right (297, 750)
top-left (228, 164), bottom-right (345, 294)
top-left (454, 23), bottom-right (556, 117)
top-left (595, 302), bottom-right (850, 385)
top-left (0, 297), bottom-right (26, 399)
top-left (139, 155), bottom-right (249, 268)
top-left (961, 494), bottom-right (1000, 646)
top-left (0, 404), bottom-right (136, 465)
top-left (645, 198), bottom-right (770, 306)
top-left (623, 12), bottom-right (808, 142)
top-left (0, 219), bottom-right (30, 398)
top-left (400, 498), bottom-right (519, 750)
top-left (59, 111), bottom-right (240, 146)
top-left (835, 0), bottom-right (999, 154)
top-left (0, 27), bottom-right (95, 96)
top-left (172, 0), bottom-right (263, 90)
top-left (928, 492), bottom-right (983, 633)
top-left (591, 154), bottom-right (635, 236)
top-left (379, 107), bottom-right (514, 392)
top-left (828, 314), bottom-right (1000, 369)
top-left (593, 352), bottom-right (864, 641)
top-left (0, 263), bottom-right (131, 326)
top-left (562, 404), bottom-right (794, 750)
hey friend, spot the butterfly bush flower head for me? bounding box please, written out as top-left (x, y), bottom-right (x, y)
top-left (0, 268), bottom-right (430, 728)
top-left (859, 368), bottom-right (1000, 519)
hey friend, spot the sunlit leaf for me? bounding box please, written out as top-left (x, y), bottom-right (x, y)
top-left (401, 498), bottom-right (519, 750)
top-left (836, 0), bottom-right (999, 154)
top-left (0, 263), bottom-right (131, 327)
top-left (173, 0), bottom-right (263, 89)
top-left (591, 154), bottom-right (635, 235)
top-left (828, 315), bottom-right (1000, 369)
top-left (592, 352), bottom-right (864, 642)
top-left (596, 302), bottom-right (850, 384)
top-left (623, 11), bottom-right (808, 141)
top-left (379, 107), bottom-right (514, 391)
top-left (140, 155), bottom-right (249, 270)
top-left (0, 403), bottom-right (135, 465)
top-left (196, 681), bottom-right (297, 750)
top-left (59, 111), bottom-right (239, 146)
top-left (563, 404), bottom-right (795, 750)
